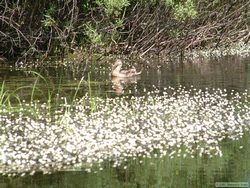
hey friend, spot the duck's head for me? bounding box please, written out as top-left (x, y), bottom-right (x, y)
top-left (113, 59), bottom-right (122, 67)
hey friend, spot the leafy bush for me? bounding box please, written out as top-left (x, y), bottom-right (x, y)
top-left (41, 5), bottom-right (57, 27)
top-left (173, 0), bottom-right (197, 21)
top-left (84, 24), bottom-right (103, 45)
top-left (96, 0), bottom-right (130, 16)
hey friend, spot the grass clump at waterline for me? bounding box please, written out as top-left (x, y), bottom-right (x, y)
top-left (0, 71), bottom-right (99, 119)
top-left (0, 80), bottom-right (250, 176)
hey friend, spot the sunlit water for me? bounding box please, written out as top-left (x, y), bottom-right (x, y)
top-left (0, 55), bottom-right (250, 188)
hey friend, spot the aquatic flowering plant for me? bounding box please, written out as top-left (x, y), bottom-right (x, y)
top-left (0, 86), bottom-right (249, 176)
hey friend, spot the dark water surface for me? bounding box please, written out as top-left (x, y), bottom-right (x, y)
top-left (1, 55), bottom-right (249, 98)
top-left (0, 55), bottom-right (250, 188)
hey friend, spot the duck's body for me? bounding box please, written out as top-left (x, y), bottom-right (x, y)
top-left (112, 59), bottom-right (141, 78)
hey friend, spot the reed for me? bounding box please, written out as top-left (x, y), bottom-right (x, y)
top-left (0, 81), bottom-right (8, 107)
top-left (0, 71), bottom-right (104, 126)
top-left (0, 81), bottom-right (22, 111)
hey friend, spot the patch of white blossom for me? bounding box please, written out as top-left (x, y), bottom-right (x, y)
top-left (0, 86), bottom-right (249, 176)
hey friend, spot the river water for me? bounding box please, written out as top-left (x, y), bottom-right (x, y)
top-left (0, 55), bottom-right (250, 187)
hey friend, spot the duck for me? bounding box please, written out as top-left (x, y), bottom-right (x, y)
top-left (111, 59), bottom-right (142, 78)
top-left (111, 74), bottom-right (141, 95)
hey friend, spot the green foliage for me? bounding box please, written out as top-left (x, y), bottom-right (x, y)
top-left (169, 29), bottom-right (182, 38)
top-left (114, 18), bottom-right (124, 28)
top-left (28, 71), bottom-right (51, 107)
top-left (110, 30), bottom-right (119, 44)
top-left (173, 0), bottom-right (197, 21)
top-left (1, 0), bottom-right (249, 59)
top-left (84, 24), bottom-right (103, 45)
top-left (0, 81), bottom-right (9, 107)
top-left (164, 0), bottom-right (174, 6)
top-left (96, 0), bottom-right (130, 16)
top-left (141, 0), bottom-right (197, 21)
top-left (41, 5), bottom-right (57, 27)
top-left (110, 19), bottom-right (124, 44)
top-left (82, 0), bottom-right (92, 12)
top-left (0, 81), bottom-right (22, 109)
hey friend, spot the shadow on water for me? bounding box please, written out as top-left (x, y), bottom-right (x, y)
top-left (0, 55), bottom-right (250, 188)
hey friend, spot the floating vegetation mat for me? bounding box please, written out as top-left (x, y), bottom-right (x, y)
top-left (0, 87), bottom-right (250, 176)
top-left (187, 41), bottom-right (250, 58)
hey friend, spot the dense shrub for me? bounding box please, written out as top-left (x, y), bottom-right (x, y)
top-left (0, 0), bottom-right (249, 61)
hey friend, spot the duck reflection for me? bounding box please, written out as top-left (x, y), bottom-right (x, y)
top-left (111, 59), bottom-right (142, 94)
top-left (111, 75), bottom-right (141, 95)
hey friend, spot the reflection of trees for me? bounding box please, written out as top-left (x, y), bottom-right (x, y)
top-left (185, 56), bottom-right (249, 91)
top-left (143, 56), bottom-right (249, 91)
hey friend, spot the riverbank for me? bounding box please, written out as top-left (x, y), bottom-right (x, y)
top-left (1, 1), bottom-right (249, 64)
